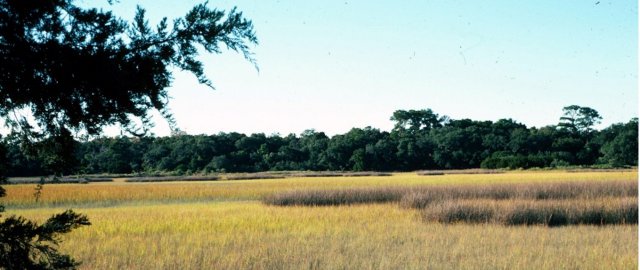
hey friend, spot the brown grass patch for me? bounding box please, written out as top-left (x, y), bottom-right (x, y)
top-left (400, 180), bottom-right (637, 208)
top-left (263, 187), bottom-right (405, 206)
top-left (264, 179), bottom-right (638, 226)
top-left (423, 197), bottom-right (637, 226)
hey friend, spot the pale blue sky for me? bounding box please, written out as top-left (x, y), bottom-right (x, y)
top-left (85, 0), bottom-right (637, 136)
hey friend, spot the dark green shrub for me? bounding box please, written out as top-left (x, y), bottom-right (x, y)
top-left (0, 207), bottom-right (90, 269)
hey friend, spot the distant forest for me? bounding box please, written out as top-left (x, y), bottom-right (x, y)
top-left (2, 106), bottom-right (637, 176)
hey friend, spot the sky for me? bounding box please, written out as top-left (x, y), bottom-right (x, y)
top-left (84, 0), bottom-right (637, 137)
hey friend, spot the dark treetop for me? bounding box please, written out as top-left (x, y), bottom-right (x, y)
top-left (0, 0), bottom-right (257, 137)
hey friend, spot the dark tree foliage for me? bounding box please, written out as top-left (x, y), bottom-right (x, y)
top-left (0, 0), bottom-right (257, 136)
top-left (4, 106), bottom-right (634, 176)
top-left (558, 105), bottom-right (602, 134)
top-left (1, 141), bottom-right (88, 270)
top-left (390, 109), bottom-right (447, 134)
top-left (598, 118), bottom-right (638, 166)
top-left (0, 1), bottom-right (257, 269)
top-left (0, 210), bottom-right (91, 270)
top-left (431, 121), bottom-right (490, 169)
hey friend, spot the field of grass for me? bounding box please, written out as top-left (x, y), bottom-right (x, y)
top-left (264, 179), bottom-right (637, 226)
top-left (4, 171), bottom-right (634, 208)
top-left (264, 180), bottom-right (637, 205)
top-left (2, 170), bottom-right (638, 269)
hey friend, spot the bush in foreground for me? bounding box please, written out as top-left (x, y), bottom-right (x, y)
top-left (0, 210), bottom-right (91, 269)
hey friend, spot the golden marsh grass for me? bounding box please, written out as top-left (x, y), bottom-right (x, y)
top-left (2, 170), bottom-right (638, 269)
top-left (4, 171), bottom-right (636, 208)
top-left (9, 202), bottom-right (638, 270)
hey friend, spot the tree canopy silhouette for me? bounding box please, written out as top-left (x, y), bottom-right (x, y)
top-left (0, 0), bottom-right (258, 137)
top-left (558, 105), bottom-right (602, 134)
top-left (0, 1), bottom-right (257, 268)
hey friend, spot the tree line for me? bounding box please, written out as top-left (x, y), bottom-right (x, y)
top-left (2, 105), bottom-right (637, 176)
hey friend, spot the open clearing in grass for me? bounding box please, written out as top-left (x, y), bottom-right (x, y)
top-left (9, 202), bottom-right (638, 270)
